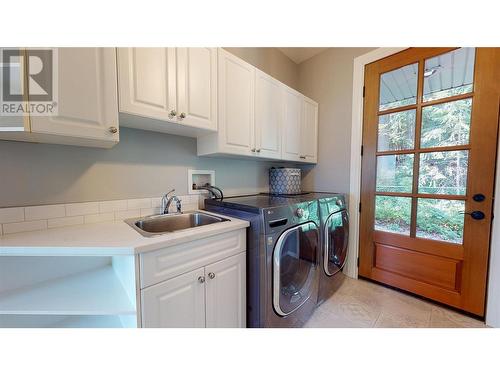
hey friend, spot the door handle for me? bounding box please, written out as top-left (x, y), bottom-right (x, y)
top-left (460, 211), bottom-right (485, 220)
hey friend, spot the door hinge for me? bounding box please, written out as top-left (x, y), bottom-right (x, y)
top-left (361, 145), bottom-right (364, 156)
top-left (362, 86), bottom-right (365, 98)
top-left (357, 257), bottom-right (360, 267)
top-left (358, 202), bottom-right (362, 213)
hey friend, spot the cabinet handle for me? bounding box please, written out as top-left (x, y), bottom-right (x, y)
top-left (198, 276), bottom-right (205, 283)
top-left (168, 110), bottom-right (177, 119)
top-left (251, 148), bottom-right (256, 152)
top-left (108, 126), bottom-right (118, 134)
top-left (178, 112), bottom-right (186, 120)
top-left (299, 156), bottom-right (306, 159)
top-left (208, 272), bottom-right (215, 279)
top-left (256, 149), bottom-right (261, 153)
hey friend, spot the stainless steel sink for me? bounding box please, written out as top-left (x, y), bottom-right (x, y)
top-left (125, 211), bottom-right (229, 237)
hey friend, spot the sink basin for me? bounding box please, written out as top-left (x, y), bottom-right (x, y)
top-left (125, 211), bottom-right (229, 237)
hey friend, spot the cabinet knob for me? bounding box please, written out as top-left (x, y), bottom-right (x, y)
top-left (251, 148), bottom-right (256, 152)
top-left (178, 112), bottom-right (186, 120)
top-left (168, 110), bottom-right (177, 119)
top-left (256, 149), bottom-right (261, 153)
top-left (108, 126), bottom-right (118, 134)
top-left (198, 276), bottom-right (205, 283)
top-left (208, 272), bottom-right (215, 279)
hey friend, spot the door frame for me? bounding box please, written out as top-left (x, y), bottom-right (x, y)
top-left (347, 47), bottom-right (500, 326)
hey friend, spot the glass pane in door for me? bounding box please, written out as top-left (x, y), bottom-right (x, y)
top-left (416, 199), bottom-right (465, 243)
top-left (379, 63), bottom-right (418, 111)
top-left (376, 154), bottom-right (414, 193)
top-left (421, 98), bottom-right (472, 148)
top-left (423, 48), bottom-right (475, 102)
top-left (418, 151), bottom-right (469, 195)
top-left (274, 222), bottom-right (318, 316)
top-left (378, 109), bottom-right (416, 151)
top-left (374, 196), bottom-right (412, 235)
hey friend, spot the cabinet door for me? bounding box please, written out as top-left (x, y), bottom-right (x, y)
top-left (29, 48), bottom-right (119, 143)
top-left (282, 87), bottom-right (302, 161)
top-left (176, 48), bottom-right (217, 131)
top-left (117, 48), bottom-right (177, 122)
top-left (205, 252), bottom-right (246, 328)
top-left (217, 49), bottom-right (255, 155)
top-left (301, 97), bottom-right (318, 163)
top-left (141, 267), bottom-right (206, 328)
top-left (255, 70), bottom-right (282, 159)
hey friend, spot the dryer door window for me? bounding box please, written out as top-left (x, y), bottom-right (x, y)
top-left (324, 210), bottom-right (349, 276)
top-left (273, 222), bottom-right (319, 316)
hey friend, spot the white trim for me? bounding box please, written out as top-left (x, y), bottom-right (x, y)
top-left (344, 48), bottom-right (406, 279)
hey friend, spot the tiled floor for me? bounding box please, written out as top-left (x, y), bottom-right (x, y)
top-left (305, 277), bottom-right (487, 328)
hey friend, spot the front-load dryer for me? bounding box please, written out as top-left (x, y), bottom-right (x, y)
top-left (316, 194), bottom-right (349, 305)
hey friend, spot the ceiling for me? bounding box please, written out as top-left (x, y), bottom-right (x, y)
top-left (278, 48), bottom-right (328, 64)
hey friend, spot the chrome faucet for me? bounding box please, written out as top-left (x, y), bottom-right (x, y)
top-left (161, 189), bottom-right (182, 215)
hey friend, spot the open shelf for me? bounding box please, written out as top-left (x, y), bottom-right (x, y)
top-left (0, 265), bottom-right (136, 316)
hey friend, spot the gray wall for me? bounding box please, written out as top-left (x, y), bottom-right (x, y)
top-left (224, 48), bottom-right (299, 90)
top-left (0, 128), bottom-right (286, 207)
top-left (0, 48), bottom-right (297, 208)
top-left (298, 48), bottom-right (376, 193)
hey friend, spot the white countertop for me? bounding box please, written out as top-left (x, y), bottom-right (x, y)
top-left (0, 211), bottom-right (249, 256)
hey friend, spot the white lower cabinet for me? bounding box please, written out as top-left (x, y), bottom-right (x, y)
top-left (205, 252), bottom-right (246, 328)
top-left (139, 228), bottom-right (246, 328)
top-left (141, 267), bottom-right (206, 328)
top-left (141, 252), bottom-right (246, 328)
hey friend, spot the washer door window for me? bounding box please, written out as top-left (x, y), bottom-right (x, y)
top-left (273, 222), bottom-right (319, 316)
top-left (324, 210), bottom-right (349, 276)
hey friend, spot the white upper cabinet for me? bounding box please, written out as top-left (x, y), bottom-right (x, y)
top-left (254, 70), bottom-right (282, 159)
top-left (117, 47), bottom-right (217, 136)
top-left (282, 86), bottom-right (303, 162)
top-left (215, 48), bottom-right (255, 155)
top-left (117, 48), bottom-right (177, 121)
top-left (301, 97), bottom-right (319, 163)
top-left (0, 48), bottom-right (119, 148)
top-left (176, 48), bottom-right (217, 131)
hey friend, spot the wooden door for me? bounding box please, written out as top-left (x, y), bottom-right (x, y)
top-left (117, 47), bottom-right (177, 121)
top-left (205, 252), bottom-right (246, 328)
top-left (282, 86), bottom-right (302, 161)
top-left (30, 48), bottom-right (119, 143)
top-left (176, 47), bottom-right (217, 131)
top-left (217, 48), bottom-right (255, 155)
top-left (359, 48), bottom-right (500, 316)
top-left (300, 97), bottom-right (319, 163)
top-left (141, 267), bottom-right (206, 328)
top-left (255, 70), bottom-right (282, 160)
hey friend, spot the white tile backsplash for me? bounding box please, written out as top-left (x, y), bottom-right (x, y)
top-left (48, 216), bottom-right (84, 229)
top-left (0, 194), bottom-right (201, 236)
top-left (0, 207), bottom-right (25, 224)
top-left (3, 220), bottom-right (48, 235)
top-left (65, 202), bottom-right (99, 217)
top-left (25, 205), bottom-right (65, 221)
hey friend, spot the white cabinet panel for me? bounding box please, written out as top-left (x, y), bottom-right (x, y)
top-left (117, 48), bottom-right (176, 121)
top-left (217, 48), bottom-right (255, 154)
top-left (177, 48), bottom-right (217, 130)
top-left (255, 71), bottom-right (282, 159)
top-left (29, 48), bottom-right (119, 144)
top-left (205, 252), bottom-right (246, 328)
top-left (301, 97), bottom-right (318, 163)
top-left (141, 267), bottom-right (206, 328)
top-left (282, 87), bottom-right (302, 161)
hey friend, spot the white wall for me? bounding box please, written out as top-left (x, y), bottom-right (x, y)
top-left (297, 48), bottom-right (375, 193)
top-left (486, 131), bottom-right (500, 327)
